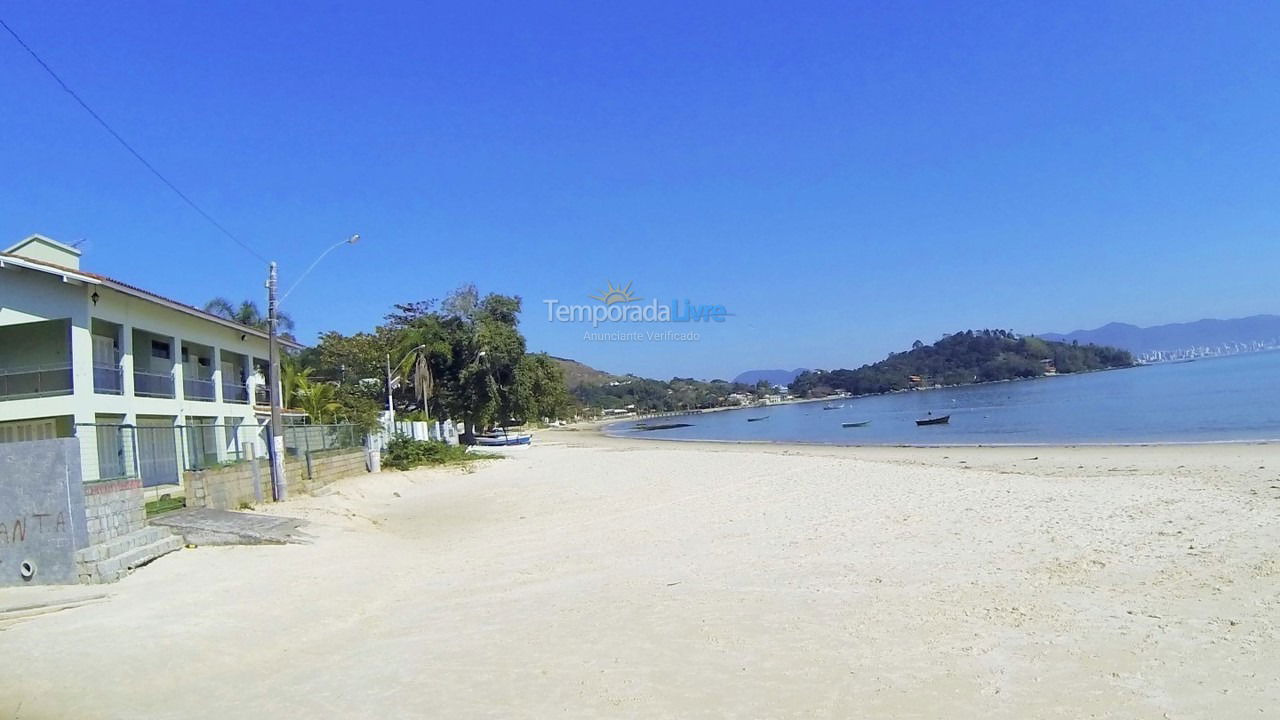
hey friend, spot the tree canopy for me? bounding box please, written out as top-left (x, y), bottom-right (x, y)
top-left (298, 284), bottom-right (574, 435)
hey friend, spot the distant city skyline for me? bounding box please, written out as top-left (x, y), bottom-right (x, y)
top-left (3, 2), bottom-right (1278, 378)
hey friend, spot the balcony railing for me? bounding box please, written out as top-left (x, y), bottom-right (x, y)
top-left (134, 369), bottom-right (175, 398)
top-left (93, 362), bottom-right (124, 395)
top-left (0, 362), bottom-right (73, 399)
top-left (223, 380), bottom-right (249, 404)
top-left (254, 385), bottom-right (269, 405)
top-left (184, 376), bottom-right (217, 401)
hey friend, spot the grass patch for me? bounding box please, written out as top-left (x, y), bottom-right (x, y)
top-left (145, 494), bottom-right (186, 518)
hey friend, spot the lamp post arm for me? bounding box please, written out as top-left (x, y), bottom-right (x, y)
top-left (281, 240), bottom-right (343, 302)
top-left (281, 234), bottom-right (360, 303)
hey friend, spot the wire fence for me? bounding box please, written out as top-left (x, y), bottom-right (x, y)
top-left (282, 423), bottom-right (365, 458)
top-left (74, 422), bottom-right (366, 487)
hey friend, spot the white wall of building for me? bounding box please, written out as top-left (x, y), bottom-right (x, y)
top-left (1, 259), bottom-right (281, 484)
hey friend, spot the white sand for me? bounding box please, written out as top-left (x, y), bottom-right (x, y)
top-left (1, 434), bottom-right (1277, 718)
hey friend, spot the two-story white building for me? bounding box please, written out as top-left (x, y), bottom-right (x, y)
top-left (0, 234), bottom-right (301, 492)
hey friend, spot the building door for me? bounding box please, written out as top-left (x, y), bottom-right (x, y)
top-left (136, 418), bottom-right (180, 487)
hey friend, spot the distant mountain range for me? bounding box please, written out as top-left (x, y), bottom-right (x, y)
top-left (1040, 315), bottom-right (1280, 358)
top-left (732, 368), bottom-right (808, 386)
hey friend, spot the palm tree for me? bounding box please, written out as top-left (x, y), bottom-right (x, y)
top-left (394, 321), bottom-right (451, 418)
top-left (293, 375), bottom-right (342, 424)
top-left (279, 355), bottom-right (311, 411)
top-left (203, 297), bottom-right (295, 333)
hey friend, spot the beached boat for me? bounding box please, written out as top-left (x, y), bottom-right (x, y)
top-left (475, 430), bottom-right (533, 446)
top-left (841, 421), bottom-right (870, 428)
top-left (746, 416), bottom-right (769, 422)
top-left (915, 415), bottom-right (950, 426)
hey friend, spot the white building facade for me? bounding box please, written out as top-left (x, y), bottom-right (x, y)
top-left (0, 234), bottom-right (299, 491)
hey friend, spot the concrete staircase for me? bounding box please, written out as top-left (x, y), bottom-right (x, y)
top-left (74, 526), bottom-right (183, 584)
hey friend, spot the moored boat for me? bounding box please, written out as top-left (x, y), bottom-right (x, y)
top-left (746, 416), bottom-right (769, 422)
top-left (841, 421), bottom-right (870, 428)
top-left (915, 414), bottom-right (950, 426)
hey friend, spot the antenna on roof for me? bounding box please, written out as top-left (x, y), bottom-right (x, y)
top-left (68, 238), bottom-right (87, 249)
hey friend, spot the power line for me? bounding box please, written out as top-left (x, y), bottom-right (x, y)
top-left (0, 16), bottom-right (267, 263)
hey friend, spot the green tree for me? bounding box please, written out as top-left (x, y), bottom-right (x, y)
top-left (514, 353), bottom-right (571, 422)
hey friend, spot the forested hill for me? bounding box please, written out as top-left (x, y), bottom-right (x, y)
top-left (789, 330), bottom-right (1134, 397)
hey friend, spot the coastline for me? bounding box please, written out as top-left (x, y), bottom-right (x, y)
top-left (551, 423), bottom-right (1280, 485)
top-left (591, 413), bottom-right (1280, 449)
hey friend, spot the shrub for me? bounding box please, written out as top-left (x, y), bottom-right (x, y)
top-left (383, 434), bottom-right (477, 470)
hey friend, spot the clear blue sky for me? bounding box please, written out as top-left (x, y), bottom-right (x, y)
top-left (3, 2), bottom-right (1278, 379)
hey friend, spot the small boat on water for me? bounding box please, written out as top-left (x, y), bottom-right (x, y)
top-left (822, 404), bottom-right (844, 410)
top-left (916, 414), bottom-right (950, 426)
top-left (841, 421), bottom-right (870, 428)
top-left (746, 416), bottom-right (769, 422)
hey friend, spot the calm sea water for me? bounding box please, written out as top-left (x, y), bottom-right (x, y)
top-left (607, 351), bottom-right (1280, 445)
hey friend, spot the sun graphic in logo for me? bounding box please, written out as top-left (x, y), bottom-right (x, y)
top-left (590, 281), bottom-right (641, 305)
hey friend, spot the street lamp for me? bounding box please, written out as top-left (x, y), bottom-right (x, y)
top-left (265, 233), bottom-right (361, 501)
top-left (281, 234), bottom-right (360, 302)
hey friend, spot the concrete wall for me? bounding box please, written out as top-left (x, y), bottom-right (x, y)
top-left (183, 458), bottom-right (267, 511)
top-left (184, 448), bottom-right (370, 511)
top-left (292, 449), bottom-right (370, 495)
top-left (82, 478), bottom-right (145, 547)
top-left (0, 438), bottom-right (89, 586)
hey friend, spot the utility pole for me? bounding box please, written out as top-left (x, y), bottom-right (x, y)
top-left (385, 351), bottom-right (395, 429)
top-left (267, 262), bottom-right (287, 500)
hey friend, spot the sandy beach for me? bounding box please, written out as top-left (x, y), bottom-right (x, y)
top-left (1, 432), bottom-right (1277, 718)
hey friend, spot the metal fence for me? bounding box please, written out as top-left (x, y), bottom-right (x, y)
top-left (74, 422), bottom-right (365, 488)
top-left (182, 422), bottom-right (265, 471)
top-left (283, 423), bottom-right (365, 457)
top-left (76, 422), bottom-right (264, 487)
